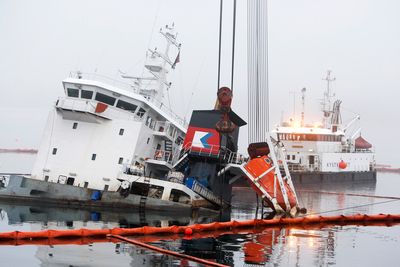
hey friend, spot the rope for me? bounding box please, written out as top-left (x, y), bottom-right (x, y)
top-left (298, 189), bottom-right (400, 200)
top-left (109, 234), bottom-right (229, 267)
top-left (304, 199), bottom-right (400, 216)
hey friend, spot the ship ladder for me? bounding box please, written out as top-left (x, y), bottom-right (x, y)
top-left (139, 176), bottom-right (151, 225)
top-left (172, 152), bottom-right (189, 171)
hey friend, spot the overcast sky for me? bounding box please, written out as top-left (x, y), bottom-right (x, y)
top-left (1, 0), bottom-right (399, 165)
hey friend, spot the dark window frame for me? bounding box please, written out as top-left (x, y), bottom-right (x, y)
top-left (67, 177), bottom-right (75, 185)
top-left (116, 99), bottom-right (137, 112)
top-left (137, 108), bottom-right (146, 118)
top-left (67, 88), bottom-right (79, 98)
top-left (81, 90), bottom-right (93, 99)
top-left (95, 92), bottom-right (116, 106)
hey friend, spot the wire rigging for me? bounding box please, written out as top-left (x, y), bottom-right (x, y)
top-left (230, 0), bottom-right (237, 92)
top-left (304, 199), bottom-right (400, 217)
top-left (217, 0), bottom-right (224, 91)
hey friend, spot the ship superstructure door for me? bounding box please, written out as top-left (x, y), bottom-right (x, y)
top-left (309, 155), bottom-right (315, 165)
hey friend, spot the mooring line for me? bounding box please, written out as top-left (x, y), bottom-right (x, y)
top-left (304, 199), bottom-right (400, 217)
top-left (108, 234), bottom-right (229, 267)
top-left (298, 189), bottom-right (400, 200)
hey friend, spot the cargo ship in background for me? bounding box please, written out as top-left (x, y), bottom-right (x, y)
top-left (272, 71), bottom-right (376, 184)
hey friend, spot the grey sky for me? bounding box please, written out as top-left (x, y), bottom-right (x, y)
top-left (1, 0), bottom-right (399, 165)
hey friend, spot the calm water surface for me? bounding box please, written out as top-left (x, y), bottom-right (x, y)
top-left (0, 153), bottom-right (399, 266)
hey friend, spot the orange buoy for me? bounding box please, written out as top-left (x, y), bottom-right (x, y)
top-left (184, 228), bottom-right (193, 236)
top-left (338, 160), bottom-right (347, 169)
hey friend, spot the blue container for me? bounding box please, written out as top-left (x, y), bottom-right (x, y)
top-left (90, 212), bottom-right (100, 221)
top-left (185, 177), bottom-right (195, 189)
top-left (91, 190), bottom-right (102, 201)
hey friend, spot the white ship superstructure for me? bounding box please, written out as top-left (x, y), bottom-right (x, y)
top-left (272, 71), bottom-right (375, 178)
top-left (31, 26), bottom-right (186, 192)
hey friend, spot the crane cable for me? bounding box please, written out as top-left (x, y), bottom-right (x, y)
top-left (217, 0), bottom-right (223, 91)
top-left (217, 0), bottom-right (237, 93)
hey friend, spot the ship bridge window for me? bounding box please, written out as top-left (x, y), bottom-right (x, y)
top-left (95, 92), bottom-right (116, 106)
top-left (169, 189), bottom-right (190, 204)
top-left (130, 182), bottom-right (164, 199)
top-left (137, 108), bottom-right (146, 118)
top-left (116, 100), bottom-right (137, 112)
top-left (81, 90), bottom-right (93, 99)
top-left (67, 88), bottom-right (79, 98)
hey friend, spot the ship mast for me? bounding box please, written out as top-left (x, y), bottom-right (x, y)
top-left (301, 87), bottom-right (306, 127)
top-left (122, 24), bottom-right (181, 103)
top-left (322, 70), bottom-right (336, 128)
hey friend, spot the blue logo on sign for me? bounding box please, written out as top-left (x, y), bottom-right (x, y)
top-left (200, 132), bottom-right (213, 149)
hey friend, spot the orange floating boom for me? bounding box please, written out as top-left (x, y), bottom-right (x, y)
top-left (0, 213), bottom-right (399, 242)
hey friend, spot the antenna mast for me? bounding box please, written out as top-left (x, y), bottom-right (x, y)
top-left (322, 70), bottom-right (336, 128)
top-left (121, 24), bottom-right (181, 103)
top-left (301, 87), bottom-right (306, 127)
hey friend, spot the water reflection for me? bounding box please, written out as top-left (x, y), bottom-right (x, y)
top-left (0, 203), bottom-right (218, 228)
top-left (1, 176), bottom-right (400, 267)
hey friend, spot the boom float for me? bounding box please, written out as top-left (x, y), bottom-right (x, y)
top-left (0, 213), bottom-right (399, 242)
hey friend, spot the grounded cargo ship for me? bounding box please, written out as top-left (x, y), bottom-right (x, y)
top-left (272, 71), bottom-right (376, 184)
top-left (0, 25), bottom-right (301, 215)
top-left (0, 26), bottom-right (248, 213)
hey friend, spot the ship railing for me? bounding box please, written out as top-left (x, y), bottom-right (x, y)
top-left (69, 71), bottom-right (139, 93)
top-left (149, 98), bottom-right (188, 128)
top-left (153, 150), bottom-right (174, 164)
top-left (69, 71), bottom-right (188, 128)
top-left (179, 142), bottom-right (247, 165)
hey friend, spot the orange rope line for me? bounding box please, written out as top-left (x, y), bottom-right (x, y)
top-left (108, 234), bottom-right (229, 267)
